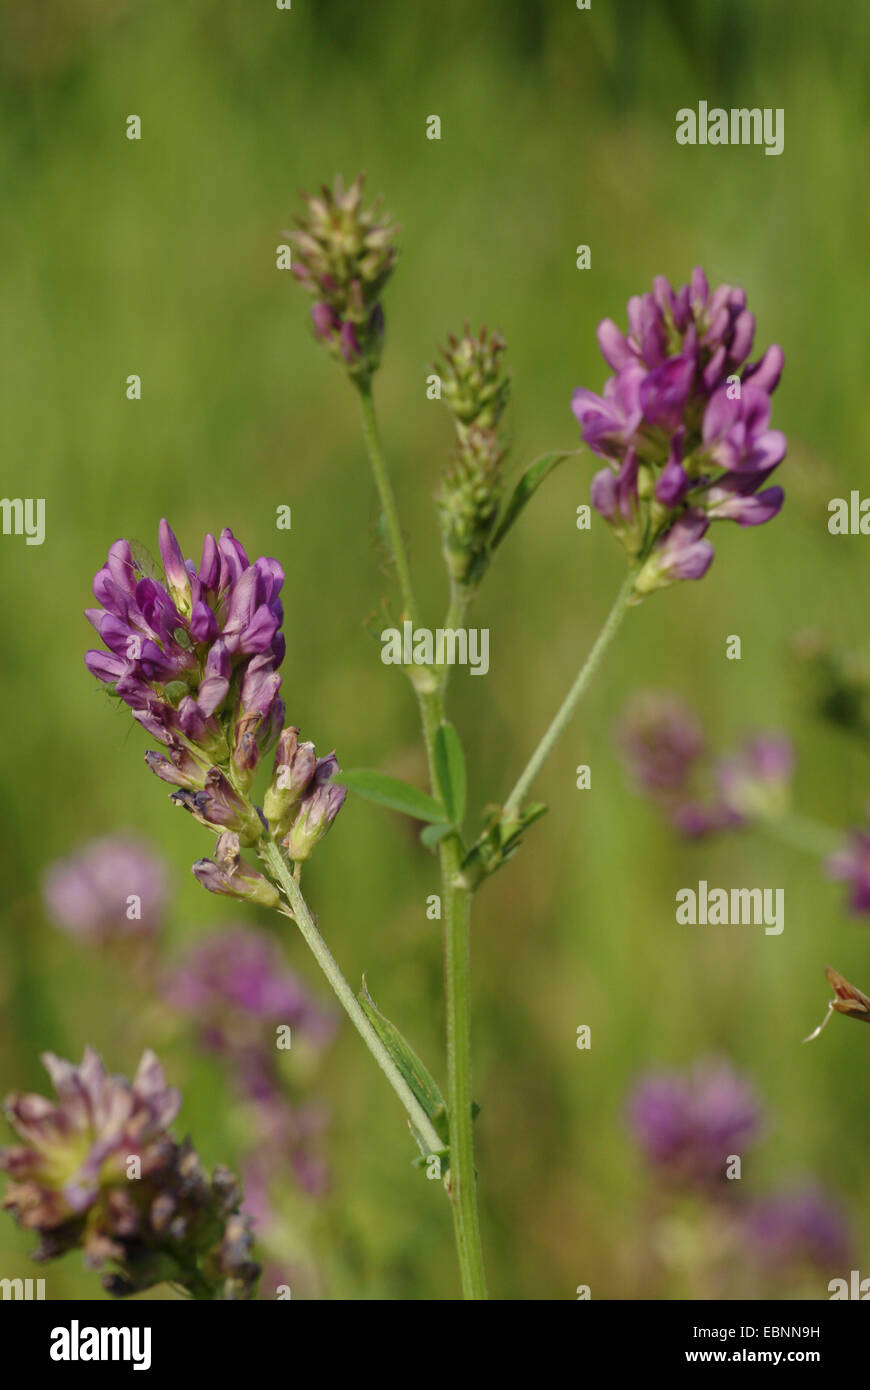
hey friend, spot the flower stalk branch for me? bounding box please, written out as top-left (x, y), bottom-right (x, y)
top-left (503, 568), bottom-right (638, 821)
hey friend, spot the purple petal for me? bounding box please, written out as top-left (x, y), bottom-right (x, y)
top-left (729, 310), bottom-right (755, 364)
top-left (597, 318), bottom-right (634, 371)
top-left (591, 467), bottom-right (620, 520)
top-left (742, 344), bottom-right (784, 394)
top-left (157, 520), bottom-right (189, 599)
top-left (84, 649), bottom-right (126, 683)
top-left (199, 533), bottom-right (220, 591)
top-left (707, 484), bottom-right (784, 526)
top-left (639, 354), bottom-right (695, 428)
top-left (189, 601), bottom-right (219, 643)
top-left (690, 267), bottom-right (709, 311)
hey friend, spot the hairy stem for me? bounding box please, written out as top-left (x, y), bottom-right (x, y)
top-left (357, 380), bottom-right (488, 1299)
top-left (260, 838), bottom-right (444, 1156)
top-left (504, 570), bottom-right (637, 819)
top-left (359, 381), bottom-right (421, 629)
top-left (441, 836), bottom-right (487, 1298)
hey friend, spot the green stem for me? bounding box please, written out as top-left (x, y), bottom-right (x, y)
top-left (260, 838), bottom-right (444, 1157)
top-left (359, 380), bottom-right (421, 628)
top-left (432, 580), bottom-right (486, 1295)
top-left (441, 836), bottom-right (487, 1298)
top-left (504, 569), bottom-right (637, 819)
top-left (439, 580), bottom-right (468, 696)
top-left (356, 380), bottom-right (488, 1299)
top-left (358, 376), bottom-right (441, 767)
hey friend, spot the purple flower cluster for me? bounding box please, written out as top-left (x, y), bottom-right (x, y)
top-left (0, 1049), bottom-right (258, 1298)
top-left (745, 1186), bottom-right (852, 1274)
top-left (43, 835), bottom-right (167, 943)
top-left (616, 692), bottom-right (707, 796)
top-left (627, 1061), bottom-right (854, 1286)
top-left (716, 734), bottom-right (794, 822)
top-left (572, 270), bottom-right (786, 595)
top-left (617, 693), bottom-right (793, 837)
top-left (827, 818), bottom-right (870, 914)
top-left (85, 521), bottom-right (285, 798)
top-left (84, 523), bottom-right (346, 878)
top-left (626, 1060), bottom-right (762, 1187)
top-left (165, 928), bottom-right (337, 1054)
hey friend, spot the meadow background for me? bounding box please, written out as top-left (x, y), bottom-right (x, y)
top-left (1, 0), bottom-right (869, 1299)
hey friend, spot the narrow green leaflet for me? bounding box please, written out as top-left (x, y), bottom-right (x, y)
top-left (434, 721), bottom-right (467, 827)
top-left (489, 451), bottom-right (576, 551)
top-left (358, 977), bottom-right (449, 1151)
top-left (335, 769), bottom-right (447, 824)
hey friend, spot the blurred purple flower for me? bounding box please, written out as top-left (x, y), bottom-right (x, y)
top-left (573, 270), bottom-right (786, 596)
top-left (244, 1100), bottom-right (331, 1203)
top-left (716, 733), bottom-right (794, 821)
top-left (43, 835), bottom-right (167, 943)
top-left (164, 927), bottom-right (337, 1049)
top-left (616, 694), bottom-right (738, 838)
top-left (617, 695), bottom-right (793, 841)
top-left (626, 1059), bottom-right (762, 1187)
top-left (827, 818), bottom-right (870, 914)
top-left (744, 1185), bottom-right (852, 1273)
top-left (165, 929), bottom-right (336, 1206)
top-left (617, 693), bottom-right (706, 796)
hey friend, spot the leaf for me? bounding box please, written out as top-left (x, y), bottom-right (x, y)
top-left (434, 722), bottom-right (467, 827)
top-left (334, 769), bottom-right (447, 824)
top-left (489, 451), bottom-right (576, 551)
top-left (458, 801), bottom-right (549, 886)
top-left (358, 977), bottom-right (449, 1150)
top-left (420, 822), bottom-right (453, 851)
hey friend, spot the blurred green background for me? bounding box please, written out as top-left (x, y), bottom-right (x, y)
top-left (1, 0), bottom-right (869, 1300)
